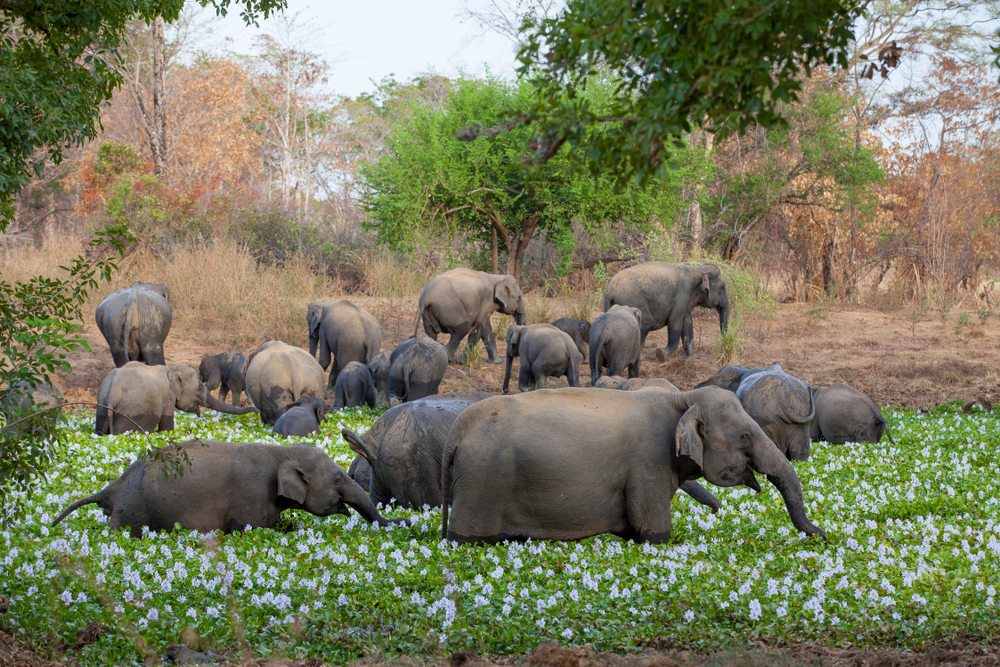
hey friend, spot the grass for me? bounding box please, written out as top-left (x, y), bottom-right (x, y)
top-left (2, 403), bottom-right (1000, 665)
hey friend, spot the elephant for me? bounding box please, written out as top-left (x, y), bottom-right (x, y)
top-left (95, 362), bottom-right (256, 435)
top-left (734, 365), bottom-right (815, 461)
top-left (1, 377), bottom-right (64, 436)
top-left (550, 318), bottom-right (590, 358)
top-left (95, 282), bottom-right (172, 367)
top-left (593, 375), bottom-right (679, 392)
top-left (244, 341), bottom-right (326, 426)
top-left (342, 392), bottom-right (495, 508)
top-left (383, 333), bottom-right (450, 407)
top-left (273, 397), bottom-right (327, 438)
top-left (199, 351), bottom-right (248, 406)
top-left (440, 386), bottom-right (823, 544)
top-left (810, 384), bottom-right (895, 445)
top-left (333, 361), bottom-right (376, 410)
top-left (695, 365), bottom-right (769, 393)
top-left (308, 300), bottom-right (382, 389)
top-left (603, 262), bottom-right (730, 360)
top-left (589, 305), bottom-right (643, 386)
top-left (367, 351), bottom-right (391, 408)
top-left (51, 440), bottom-right (409, 537)
top-left (415, 268), bottom-right (526, 364)
top-left (502, 324), bottom-right (581, 393)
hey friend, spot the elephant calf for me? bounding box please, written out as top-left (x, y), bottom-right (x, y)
top-left (502, 324), bottom-right (581, 393)
top-left (199, 351), bottom-right (248, 406)
top-left (52, 440), bottom-right (409, 536)
top-left (589, 305), bottom-right (642, 386)
top-left (333, 361), bottom-right (376, 410)
top-left (343, 391), bottom-right (495, 508)
top-left (381, 333), bottom-right (449, 407)
top-left (441, 387), bottom-right (823, 544)
top-left (273, 397), bottom-right (327, 438)
top-left (810, 383), bottom-right (894, 445)
top-left (550, 318), bottom-right (590, 358)
top-left (96, 362), bottom-right (256, 435)
top-left (735, 365), bottom-right (814, 461)
top-left (593, 375), bottom-right (679, 392)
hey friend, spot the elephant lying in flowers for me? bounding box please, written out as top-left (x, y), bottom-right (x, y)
top-left (52, 440), bottom-right (409, 536)
top-left (441, 386), bottom-right (821, 544)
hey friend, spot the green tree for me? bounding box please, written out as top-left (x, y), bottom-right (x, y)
top-left (0, 0), bottom-right (286, 226)
top-left (359, 74), bottom-right (710, 281)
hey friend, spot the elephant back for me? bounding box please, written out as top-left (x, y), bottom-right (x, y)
top-left (739, 369), bottom-right (813, 425)
top-left (246, 342), bottom-right (325, 424)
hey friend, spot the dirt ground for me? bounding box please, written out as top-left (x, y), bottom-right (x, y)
top-left (53, 298), bottom-right (1000, 411)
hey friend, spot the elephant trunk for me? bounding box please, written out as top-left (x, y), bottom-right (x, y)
top-left (717, 297), bottom-right (731, 334)
top-left (514, 307), bottom-right (526, 326)
top-left (502, 352), bottom-right (514, 394)
top-left (342, 478), bottom-right (409, 528)
top-left (748, 439), bottom-right (824, 537)
top-left (204, 392), bottom-right (258, 416)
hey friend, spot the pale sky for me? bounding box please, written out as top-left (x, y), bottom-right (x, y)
top-left (203, 0), bottom-right (522, 99)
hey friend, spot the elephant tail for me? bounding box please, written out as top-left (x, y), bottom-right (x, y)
top-left (121, 298), bottom-right (137, 363)
top-left (413, 301), bottom-right (426, 338)
top-left (440, 434), bottom-right (460, 541)
top-left (52, 489), bottom-right (109, 527)
top-left (876, 408), bottom-right (897, 445)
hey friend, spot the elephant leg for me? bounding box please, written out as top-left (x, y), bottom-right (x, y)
top-left (219, 383), bottom-right (230, 405)
top-left (682, 312), bottom-right (698, 359)
top-left (447, 322), bottom-right (472, 363)
top-left (627, 357), bottom-right (640, 379)
top-left (640, 329), bottom-right (649, 348)
top-left (518, 366), bottom-right (532, 393)
top-left (625, 481), bottom-right (673, 544)
top-left (143, 343), bottom-right (166, 366)
top-left (157, 413), bottom-right (174, 432)
top-left (535, 374), bottom-right (547, 389)
top-left (655, 324), bottom-right (683, 362)
top-left (109, 347), bottom-right (128, 368)
top-left (480, 320), bottom-right (501, 364)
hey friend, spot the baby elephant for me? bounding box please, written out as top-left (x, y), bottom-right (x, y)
top-left (51, 440), bottom-right (409, 537)
top-left (273, 397), bottom-right (327, 437)
top-left (503, 324), bottom-right (581, 393)
top-left (199, 351), bottom-right (248, 406)
top-left (333, 361), bottom-right (376, 409)
top-left (550, 318), bottom-right (590, 358)
top-left (589, 305), bottom-right (642, 386)
top-left (593, 375), bottom-right (679, 392)
top-left (810, 383), bottom-right (895, 444)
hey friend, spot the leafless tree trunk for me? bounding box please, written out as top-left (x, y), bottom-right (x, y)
top-left (129, 16), bottom-right (168, 177)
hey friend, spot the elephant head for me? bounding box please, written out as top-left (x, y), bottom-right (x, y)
top-left (167, 364), bottom-right (257, 417)
top-left (286, 396), bottom-right (326, 424)
top-left (695, 365), bottom-right (749, 392)
top-left (493, 276), bottom-right (525, 325)
top-left (199, 354), bottom-right (223, 392)
top-left (738, 372), bottom-right (815, 461)
top-left (276, 452), bottom-right (409, 527)
top-left (306, 301), bottom-right (331, 358)
top-left (674, 388), bottom-right (822, 536)
top-left (502, 325), bottom-right (529, 393)
top-left (695, 265), bottom-right (730, 334)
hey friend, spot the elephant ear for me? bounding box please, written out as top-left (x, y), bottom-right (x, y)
top-left (675, 404), bottom-right (705, 470)
top-left (494, 276), bottom-right (521, 312)
top-left (631, 308), bottom-right (643, 328)
top-left (342, 428), bottom-right (378, 463)
top-left (505, 325), bottom-right (521, 346)
top-left (153, 284), bottom-right (170, 301)
top-left (700, 271), bottom-right (711, 295)
top-left (311, 398), bottom-right (326, 422)
top-left (167, 366), bottom-right (186, 402)
top-left (277, 460), bottom-right (308, 504)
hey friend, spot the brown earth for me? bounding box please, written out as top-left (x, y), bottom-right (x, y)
top-left (53, 298), bottom-right (1000, 411)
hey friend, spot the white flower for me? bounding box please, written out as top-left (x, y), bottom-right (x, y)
top-left (561, 628), bottom-right (573, 639)
top-left (186, 609), bottom-right (196, 619)
top-left (683, 610), bottom-right (694, 622)
top-left (748, 599), bottom-right (761, 620)
top-left (147, 608), bottom-right (159, 621)
top-left (59, 590), bottom-right (72, 604)
top-left (776, 605), bottom-right (787, 618)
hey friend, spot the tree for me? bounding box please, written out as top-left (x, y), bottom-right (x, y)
top-left (0, 0), bottom-right (286, 227)
top-left (359, 74), bottom-right (710, 281)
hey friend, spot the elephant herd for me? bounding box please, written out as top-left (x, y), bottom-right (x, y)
top-left (41, 262), bottom-right (893, 545)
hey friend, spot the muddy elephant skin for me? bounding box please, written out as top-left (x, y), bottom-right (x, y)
top-left (502, 324), bottom-right (581, 393)
top-left (308, 300), bottom-right (382, 389)
top-left (95, 282), bottom-right (172, 367)
top-left (810, 383), bottom-right (894, 445)
top-left (244, 341), bottom-right (326, 426)
top-left (550, 318), bottom-right (590, 358)
top-left (589, 305), bottom-right (643, 386)
top-left (384, 333), bottom-right (449, 406)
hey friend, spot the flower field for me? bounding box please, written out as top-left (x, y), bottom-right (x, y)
top-left (1, 403), bottom-right (999, 664)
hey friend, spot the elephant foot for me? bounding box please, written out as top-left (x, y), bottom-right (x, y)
top-left (486, 357), bottom-right (503, 365)
top-left (685, 353), bottom-right (700, 360)
top-left (654, 347), bottom-right (674, 362)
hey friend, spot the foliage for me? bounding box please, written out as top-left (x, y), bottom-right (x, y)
top-left (0, 225), bottom-right (132, 520)
top-left (359, 74), bottom-right (710, 280)
top-left (0, 0), bottom-right (286, 231)
top-left (467, 0), bottom-right (869, 184)
top-left (3, 405), bottom-right (1000, 662)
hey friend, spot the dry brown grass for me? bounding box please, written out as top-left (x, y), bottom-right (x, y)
top-left (0, 234), bottom-right (88, 285)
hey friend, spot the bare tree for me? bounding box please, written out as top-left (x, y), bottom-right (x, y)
top-left (457, 0), bottom-right (563, 47)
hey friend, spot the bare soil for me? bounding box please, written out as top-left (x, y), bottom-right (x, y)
top-left (54, 299), bottom-right (1000, 411)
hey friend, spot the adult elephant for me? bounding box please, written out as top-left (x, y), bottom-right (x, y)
top-left (810, 384), bottom-right (894, 445)
top-left (441, 386), bottom-right (823, 544)
top-left (589, 305), bottom-right (642, 385)
top-left (95, 362), bottom-right (256, 435)
top-left (415, 268), bottom-right (525, 364)
top-left (244, 341), bottom-right (326, 426)
top-left (52, 440), bottom-right (408, 536)
top-left (95, 282), bottom-right (172, 367)
top-left (603, 262), bottom-right (730, 360)
top-left (342, 392), bottom-right (495, 508)
top-left (307, 300), bottom-right (382, 389)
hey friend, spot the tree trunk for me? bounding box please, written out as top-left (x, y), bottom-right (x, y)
top-left (690, 200), bottom-right (702, 256)
top-left (129, 16), bottom-right (168, 177)
top-left (508, 216), bottom-right (540, 283)
top-left (491, 226), bottom-right (498, 274)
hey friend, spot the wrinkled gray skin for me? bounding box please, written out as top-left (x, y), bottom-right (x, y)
top-left (244, 341), bottom-right (326, 426)
top-left (734, 365), bottom-right (815, 461)
top-left (810, 384), bottom-right (894, 445)
top-left (308, 300), bottom-right (382, 389)
top-left (415, 268), bottom-right (526, 364)
top-left (603, 262), bottom-right (730, 360)
top-left (95, 282), bottom-right (172, 367)
top-left (343, 392), bottom-right (494, 508)
top-left (589, 305), bottom-right (643, 386)
top-left (199, 351), bottom-right (247, 406)
top-left (550, 318), bottom-right (590, 358)
top-left (695, 365), bottom-right (770, 392)
top-left (502, 324), bottom-right (581, 393)
top-left (333, 361), bottom-right (376, 410)
top-left (384, 333), bottom-right (450, 407)
top-left (367, 351), bottom-right (391, 408)
top-left (441, 387), bottom-right (823, 544)
top-left (273, 397), bottom-right (327, 438)
top-left (1, 378), bottom-right (65, 436)
top-left (593, 375), bottom-right (679, 392)
top-left (51, 440), bottom-right (409, 537)
top-left (95, 362), bottom-right (256, 434)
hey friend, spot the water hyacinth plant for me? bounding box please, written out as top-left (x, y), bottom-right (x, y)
top-left (1, 403), bottom-right (999, 664)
